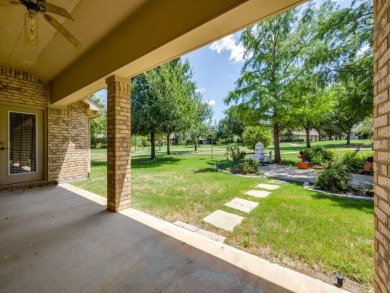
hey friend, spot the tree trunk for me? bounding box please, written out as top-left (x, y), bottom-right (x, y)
top-left (134, 136), bottom-right (137, 152)
top-left (305, 127), bottom-right (311, 148)
top-left (158, 140), bottom-right (161, 151)
top-left (346, 130), bottom-right (351, 145)
top-left (166, 133), bottom-right (171, 155)
top-left (194, 137), bottom-right (198, 151)
top-left (150, 131), bottom-right (156, 160)
top-left (273, 123), bottom-right (281, 163)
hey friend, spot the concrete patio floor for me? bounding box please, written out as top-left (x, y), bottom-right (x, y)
top-left (0, 185), bottom-right (347, 293)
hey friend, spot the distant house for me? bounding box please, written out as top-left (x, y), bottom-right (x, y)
top-left (281, 130), bottom-right (319, 142)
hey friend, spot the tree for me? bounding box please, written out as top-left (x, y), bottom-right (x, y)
top-left (187, 95), bottom-right (212, 151)
top-left (217, 111), bottom-right (246, 143)
top-left (131, 73), bottom-right (161, 160)
top-left (131, 58), bottom-right (201, 159)
top-left (225, 2), bottom-right (334, 162)
top-left (89, 94), bottom-right (106, 145)
top-left (289, 79), bottom-right (336, 147)
top-left (242, 126), bottom-right (272, 150)
top-left (336, 54), bottom-right (373, 144)
top-left (157, 59), bottom-right (198, 155)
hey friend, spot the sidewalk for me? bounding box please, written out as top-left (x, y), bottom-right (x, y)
top-left (259, 164), bottom-right (374, 186)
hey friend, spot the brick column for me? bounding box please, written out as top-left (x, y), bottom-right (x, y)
top-left (374, 1), bottom-right (390, 292)
top-left (106, 75), bottom-right (131, 212)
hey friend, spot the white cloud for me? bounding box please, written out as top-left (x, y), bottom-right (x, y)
top-left (196, 88), bottom-right (207, 94)
top-left (205, 99), bottom-right (216, 106)
top-left (209, 35), bottom-right (245, 63)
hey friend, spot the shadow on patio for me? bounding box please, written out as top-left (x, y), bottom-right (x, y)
top-left (0, 186), bottom-right (346, 293)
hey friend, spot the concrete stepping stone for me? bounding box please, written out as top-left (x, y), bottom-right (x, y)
top-left (203, 210), bottom-right (244, 231)
top-left (174, 221), bottom-right (226, 242)
top-left (256, 183), bottom-right (280, 190)
top-left (245, 190), bottom-right (271, 198)
top-left (270, 179), bottom-right (291, 185)
top-left (225, 198), bottom-right (259, 213)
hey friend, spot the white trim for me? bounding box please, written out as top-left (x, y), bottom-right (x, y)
top-left (7, 111), bottom-right (39, 176)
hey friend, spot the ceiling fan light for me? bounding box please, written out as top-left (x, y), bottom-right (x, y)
top-left (25, 10), bottom-right (38, 45)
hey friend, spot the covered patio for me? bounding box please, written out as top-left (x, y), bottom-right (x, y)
top-left (0, 0), bottom-right (389, 291)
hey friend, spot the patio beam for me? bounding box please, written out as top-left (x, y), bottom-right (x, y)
top-left (106, 75), bottom-right (131, 212)
top-left (49, 0), bottom-right (307, 106)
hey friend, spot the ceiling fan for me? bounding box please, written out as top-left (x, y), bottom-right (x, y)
top-left (0, 0), bottom-right (81, 48)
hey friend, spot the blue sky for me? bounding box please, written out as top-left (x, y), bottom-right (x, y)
top-left (96, 0), bottom-right (353, 124)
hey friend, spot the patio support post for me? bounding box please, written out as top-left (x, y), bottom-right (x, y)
top-left (374, 0), bottom-right (390, 292)
top-left (106, 75), bottom-right (131, 212)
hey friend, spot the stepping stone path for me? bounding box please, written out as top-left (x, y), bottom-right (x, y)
top-left (203, 210), bottom-right (244, 232)
top-left (200, 181), bottom-right (284, 236)
top-left (245, 190), bottom-right (271, 198)
top-left (256, 183), bottom-right (280, 190)
top-left (225, 197), bottom-right (259, 213)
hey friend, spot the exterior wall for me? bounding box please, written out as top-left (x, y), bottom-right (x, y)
top-left (47, 101), bottom-right (90, 182)
top-left (374, 1), bottom-right (390, 292)
top-left (0, 64), bottom-right (91, 184)
top-left (0, 65), bottom-right (48, 108)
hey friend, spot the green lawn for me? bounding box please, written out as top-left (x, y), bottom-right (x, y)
top-left (72, 142), bottom-right (374, 289)
top-left (266, 139), bottom-right (373, 162)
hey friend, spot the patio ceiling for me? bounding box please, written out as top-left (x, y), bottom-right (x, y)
top-left (0, 0), bottom-right (307, 106)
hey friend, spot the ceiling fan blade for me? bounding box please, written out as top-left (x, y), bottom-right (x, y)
top-left (25, 10), bottom-right (38, 45)
top-left (0, 0), bottom-right (20, 5)
top-left (40, 1), bottom-right (74, 20)
top-left (43, 14), bottom-right (81, 49)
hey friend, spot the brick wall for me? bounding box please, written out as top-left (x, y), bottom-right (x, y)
top-left (374, 1), bottom-right (390, 292)
top-left (47, 102), bottom-right (90, 182)
top-left (0, 64), bottom-right (91, 184)
top-left (0, 65), bottom-right (48, 108)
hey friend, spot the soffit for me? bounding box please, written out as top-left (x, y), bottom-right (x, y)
top-left (0, 0), bottom-right (147, 81)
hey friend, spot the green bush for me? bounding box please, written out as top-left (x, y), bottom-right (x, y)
top-left (239, 158), bottom-right (259, 175)
top-left (341, 151), bottom-right (366, 172)
top-left (341, 151), bottom-right (374, 172)
top-left (305, 145), bottom-right (335, 165)
top-left (294, 139), bottom-right (304, 142)
top-left (315, 161), bottom-right (352, 193)
top-left (226, 146), bottom-right (246, 162)
top-left (243, 126), bottom-right (272, 150)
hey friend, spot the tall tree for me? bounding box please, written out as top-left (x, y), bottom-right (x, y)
top-left (217, 111), bottom-right (246, 143)
top-left (131, 73), bottom-right (161, 160)
top-left (225, 2), bottom-right (333, 162)
top-left (131, 58), bottom-right (200, 159)
top-left (187, 95), bottom-right (212, 151)
top-left (155, 59), bottom-right (198, 155)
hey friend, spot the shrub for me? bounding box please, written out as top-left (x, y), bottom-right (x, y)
top-left (341, 151), bottom-right (367, 172)
top-left (305, 145), bottom-right (335, 165)
top-left (243, 126), bottom-right (272, 150)
top-left (315, 161), bottom-right (352, 193)
top-left (239, 158), bottom-right (259, 175)
top-left (293, 139), bottom-right (304, 142)
top-left (226, 146), bottom-right (246, 162)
